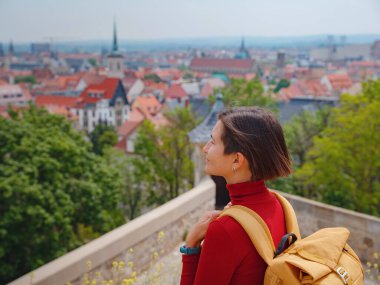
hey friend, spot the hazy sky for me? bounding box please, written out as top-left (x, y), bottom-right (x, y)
top-left (1, 0), bottom-right (380, 43)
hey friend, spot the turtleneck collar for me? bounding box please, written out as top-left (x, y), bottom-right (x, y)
top-left (226, 180), bottom-right (270, 205)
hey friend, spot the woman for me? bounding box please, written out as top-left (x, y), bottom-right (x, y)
top-left (180, 107), bottom-right (292, 285)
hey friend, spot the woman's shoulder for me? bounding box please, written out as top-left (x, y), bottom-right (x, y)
top-left (208, 215), bottom-right (253, 241)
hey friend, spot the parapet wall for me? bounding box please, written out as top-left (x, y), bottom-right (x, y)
top-left (278, 190), bottom-right (380, 261)
top-left (9, 178), bottom-right (216, 285)
top-left (10, 182), bottom-right (380, 284)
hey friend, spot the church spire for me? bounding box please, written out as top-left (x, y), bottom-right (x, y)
top-left (112, 18), bottom-right (118, 52)
top-left (240, 36), bottom-right (245, 52)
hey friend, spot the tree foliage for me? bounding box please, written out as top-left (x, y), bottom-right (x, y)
top-left (274, 79), bottom-right (290, 93)
top-left (15, 75), bottom-right (36, 84)
top-left (295, 79), bottom-right (380, 216)
top-left (143, 74), bottom-right (162, 83)
top-left (210, 77), bottom-right (278, 112)
top-left (0, 105), bottom-right (124, 283)
top-left (89, 124), bottom-right (118, 155)
top-left (133, 107), bottom-right (199, 205)
top-left (105, 148), bottom-right (159, 220)
top-left (283, 106), bottom-right (332, 167)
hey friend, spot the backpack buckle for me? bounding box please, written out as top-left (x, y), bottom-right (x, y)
top-left (335, 266), bottom-right (350, 284)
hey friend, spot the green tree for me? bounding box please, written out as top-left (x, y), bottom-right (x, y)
top-left (134, 107), bottom-right (199, 205)
top-left (0, 105), bottom-right (124, 283)
top-left (295, 79), bottom-right (380, 216)
top-left (15, 75), bottom-right (36, 84)
top-left (268, 106), bottom-right (332, 195)
top-left (210, 77), bottom-right (278, 112)
top-left (89, 124), bottom-right (118, 155)
top-left (88, 58), bottom-right (97, 67)
top-left (144, 74), bottom-right (162, 83)
top-left (274, 79), bottom-right (290, 93)
top-left (183, 72), bottom-right (194, 80)
top-left (283, 106), bottom-right (332, 167)
top-left (161, 107), bottom-right (199, 198)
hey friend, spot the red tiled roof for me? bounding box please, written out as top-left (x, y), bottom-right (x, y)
top-left (118, 120), bottom-right (143, 137)
top-left (132, 95), bottom-right (162, 117)
top-left (298, 79), bottom-right (330, 97)
top-left (32, 68), bottom-right (54, 81)
top-left (81, 73), bottom-right (106, 85)
top-left (80, 78), bottom-right (120, 104)
top-left (166, 84), bottom-right (188, 99)
top-left (190, 58), bottom-right (254, 70)
top-left (279, 84), bottom-right (304, 100)
top-left (201, 82), bottom-right (213, 97)
top-left (327, 74), bottom-right (353, 90)
top-left (35, 95), bottom-right (82, 108)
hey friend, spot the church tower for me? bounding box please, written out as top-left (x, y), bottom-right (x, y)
top-left (107, 20), bottom-right (124, 78)
top-left (235, 37), bottom-right (250, 59)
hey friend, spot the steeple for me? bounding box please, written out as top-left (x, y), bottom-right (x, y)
top-left (9, 39), bottom-right (14, 55)
top-left (240, 36), bottom-right (245, 52)
top-left (112, 18), bottom-right (118, 53)
top-left (234, 36), bottom-right (250, 59)
top-left (107, 19), bottom-right (124, 78)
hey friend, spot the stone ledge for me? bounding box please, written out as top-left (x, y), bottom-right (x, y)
top-left (9, 178), bottom-right (216, 285)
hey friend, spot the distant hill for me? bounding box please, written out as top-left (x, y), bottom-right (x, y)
top-left (9, 34), bottom-right (380, 53)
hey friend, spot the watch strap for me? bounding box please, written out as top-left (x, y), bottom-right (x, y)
top-left (180, 245), bottom-right (201, 255)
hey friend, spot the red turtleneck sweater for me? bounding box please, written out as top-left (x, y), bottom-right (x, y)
top-left (180, 180), bottom-right (286, 285)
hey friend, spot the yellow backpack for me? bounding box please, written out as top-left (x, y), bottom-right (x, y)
top-left (219, 192), bottom-right (364, 285)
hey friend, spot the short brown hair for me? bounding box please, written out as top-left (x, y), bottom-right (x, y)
top-left (218, 107), bottom-right (292, 181)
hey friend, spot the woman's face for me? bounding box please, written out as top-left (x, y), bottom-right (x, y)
top-left (203, 120), bottom-right (235, 177)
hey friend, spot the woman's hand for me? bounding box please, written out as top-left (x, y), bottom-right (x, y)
top-left (224, 202), bottom-right (232, 210)
top-left (185, 210), bottom-right (221, 248)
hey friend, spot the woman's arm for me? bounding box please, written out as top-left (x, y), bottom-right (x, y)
top-left (180, 211), bottom-right (221, 285)
top-left (192, 220), bottom-right (242, 285)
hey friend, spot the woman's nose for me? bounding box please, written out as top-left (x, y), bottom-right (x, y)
top-left (203, 141), bottom-right (210, 153)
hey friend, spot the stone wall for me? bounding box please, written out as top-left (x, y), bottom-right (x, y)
top-left (9, 180), bottom-right (380, 285)
top-left (278, 190), bottom-right (380, 262)
top-left (9, 178), bottom-right (216, 285)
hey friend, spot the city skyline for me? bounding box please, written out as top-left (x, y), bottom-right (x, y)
top-left (1, 0), bottom-right (380, 43)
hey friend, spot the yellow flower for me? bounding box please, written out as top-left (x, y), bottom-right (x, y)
top-left (118, 260), bottom-right (125, 270)
top-left (86, 260), bottom-right (92, 270)
top-left (374, 252), bottom-right (379, 259)
top-left (129, 248), bottom-right (134, 254)
top-left (374, 263), bottom-right (378, 269)
top-left (95, 271), bottom-right (101, 278)
top-left (366, 261), bottom-right (372, 268)
top-left (112, 261), bottom-right (118, 268)
top-left (152, 252), bottom-right (159, 260)
top-left (131, 271), bottom-right (137, 278)
top-left (157, 231), bottom-right (165, 240)
top-left (127, 261), bottom-right (134, 268)
top-left (66, 282), bottom-right (72, 285)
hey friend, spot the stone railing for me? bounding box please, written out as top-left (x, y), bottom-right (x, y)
top-left (9, 178), bottom-right (216, 285)
top-left (9, 182), bottom-right (380, 284)
top-left (278, 190), bottom-right (380, 261)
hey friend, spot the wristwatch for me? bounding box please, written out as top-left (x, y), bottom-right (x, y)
top-left (180, 245), bottom-right (201, 255)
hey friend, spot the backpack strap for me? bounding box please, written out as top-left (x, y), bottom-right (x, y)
top-left (219, 205), bottom-right (275, 264)
top-left (218, 191), bottom-right (301, 264)
top-left (271, 191), bottom-right (301, 239)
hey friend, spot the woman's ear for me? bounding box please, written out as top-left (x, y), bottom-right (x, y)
top-left (232, 152), bottom-right (246, 170)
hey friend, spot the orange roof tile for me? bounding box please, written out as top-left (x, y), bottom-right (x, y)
top-left (80, 78), bottom-right (121, 104)
top-left (190, 58), bottom-right (254, 70)
top-left (132, 95), bottom-right (162, 117)
top-left (35, 95), bottom-right (82, 108)
top-left (166, 84), bottom-right (187, 99)
top-left (327, 74), bottom-right (353, 90)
